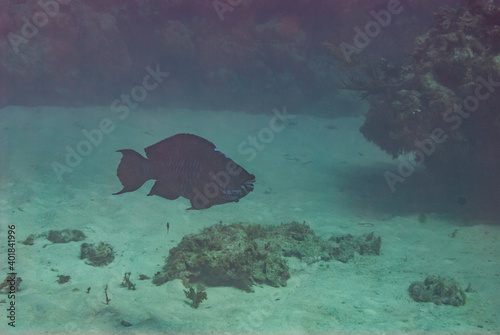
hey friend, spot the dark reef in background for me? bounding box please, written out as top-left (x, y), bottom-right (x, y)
top-left (339, 0), bottom-right (500, 213)
top-left (0, 0), bottom-right (446, 115)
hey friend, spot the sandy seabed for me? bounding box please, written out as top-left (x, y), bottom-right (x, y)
top-left (0, 106), bottom-right (499, 334)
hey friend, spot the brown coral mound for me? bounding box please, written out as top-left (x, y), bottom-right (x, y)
top-left (153, 222), bottom-right (381, 291)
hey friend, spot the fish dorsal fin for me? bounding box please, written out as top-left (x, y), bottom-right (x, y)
top-left (144, 133), bottom-right (216, 160)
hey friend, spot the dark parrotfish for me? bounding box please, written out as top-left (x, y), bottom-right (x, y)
top-left (113, 133), bottom-right (255, 210)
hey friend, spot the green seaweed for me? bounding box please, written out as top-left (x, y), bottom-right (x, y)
top-left (183, 284), bottom-right (207, 308)
top-left (121, 272), bottom-right (136, 290)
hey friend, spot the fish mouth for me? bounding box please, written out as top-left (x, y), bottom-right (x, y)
top-left (243, 174), bottom-right (256, 193)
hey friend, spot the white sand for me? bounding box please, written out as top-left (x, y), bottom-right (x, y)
top-left (0, 106), bottom-right (499, 334)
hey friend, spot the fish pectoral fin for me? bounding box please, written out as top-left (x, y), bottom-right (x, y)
top-left (147, 181), bottom-right (180, 200)
top-left (188, 196), bottom-right (213, 210)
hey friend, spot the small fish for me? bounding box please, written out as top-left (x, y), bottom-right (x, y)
top-left (113, 133), bottom-right (255, 210)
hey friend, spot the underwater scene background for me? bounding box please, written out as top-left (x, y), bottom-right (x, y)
top-left (0, 0), bottom-right (499, 334)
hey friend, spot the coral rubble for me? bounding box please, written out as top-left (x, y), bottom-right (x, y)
top-left (21, 229), bottom-right (86, 245)
top-left (47, 229), bottom-right (86, 243)
top-left (409, 275), bottom-right (467, 306)
top-left (80, 242), bottom-right (115, 267)
top-left (327, 232), bottom-right (382, 263)
top-left (57, 275), bottom-right (71, 284)
top-left (0, 274), bottom-right (22, 293)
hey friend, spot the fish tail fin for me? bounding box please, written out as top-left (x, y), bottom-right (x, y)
top-left (113, 149), bottom-right (150, 195)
